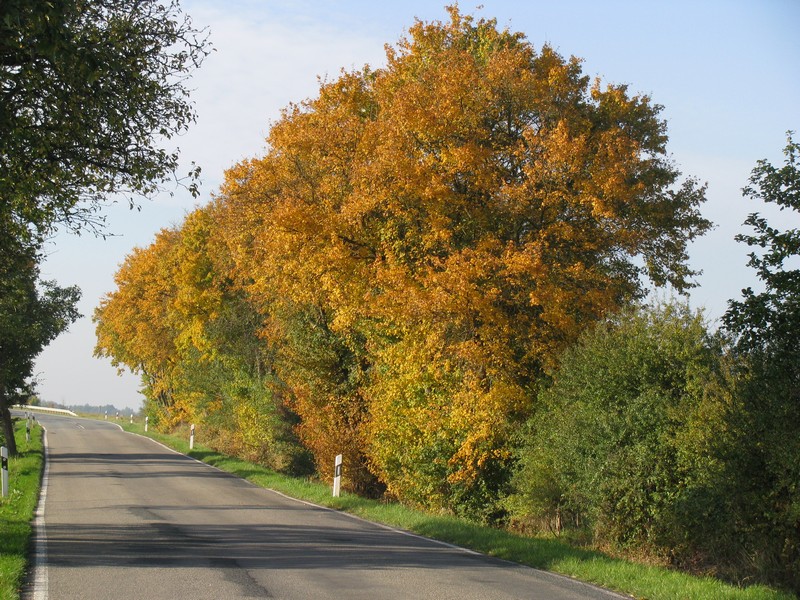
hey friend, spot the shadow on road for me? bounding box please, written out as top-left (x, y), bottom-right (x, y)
top-left (43, 518), bottom-right (490, 572)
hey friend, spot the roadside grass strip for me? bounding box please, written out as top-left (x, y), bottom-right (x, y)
top-left (0, 420), bottom-right (44, 600)
top-left (114, 418), bottom-right (796, 600)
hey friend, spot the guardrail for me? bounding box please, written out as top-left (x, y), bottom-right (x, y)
top-left (12, 405), bottom-right (77, 417)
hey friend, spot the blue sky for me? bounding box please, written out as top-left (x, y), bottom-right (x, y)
top-left (34, 0), bottom-right (800, 410)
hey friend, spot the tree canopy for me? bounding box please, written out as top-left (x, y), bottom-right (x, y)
top-left (0, 227), bottom-right (80, 454)
top-left (0, 0), bottom-right (210, 452)
top-left (1, 0), bottom-right (211, 239)
top-left (721, 133), bottom-right (800, 589)
top-left (725, 133), bottom-right (800, 352)
top-left (96, 7), bottom-right (711, 512)
top-left (218, 7), bottom-right (710, 508)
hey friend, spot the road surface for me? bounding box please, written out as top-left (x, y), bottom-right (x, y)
top-left (21, 413), bottom-right (628, 599)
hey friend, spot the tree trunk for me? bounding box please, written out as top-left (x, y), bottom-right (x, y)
top-left (0, 394), bottom-right (18, 456)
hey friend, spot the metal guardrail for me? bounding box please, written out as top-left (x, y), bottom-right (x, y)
top-left (12, 405), bottom-right (77, 417)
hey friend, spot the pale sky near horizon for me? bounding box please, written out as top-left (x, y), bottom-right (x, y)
top-left (33, 0), bottom-right (800, 411)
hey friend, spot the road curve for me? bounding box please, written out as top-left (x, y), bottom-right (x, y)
top-left (22, 413), bottom-right (629, 600)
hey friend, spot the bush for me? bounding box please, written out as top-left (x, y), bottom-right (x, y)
top-left (508, 302), bottom-right (729, 563)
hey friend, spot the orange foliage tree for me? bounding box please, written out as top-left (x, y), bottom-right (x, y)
top-left (94, 204), bottom-right (310, 472)
top-left (209, 7), bottom-right (710, 514)
top-left (94, 227), bottom-right (191, 426)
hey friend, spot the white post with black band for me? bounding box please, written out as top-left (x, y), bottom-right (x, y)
top-left (333, 454), bottom-right (343, 497)
top-left (1, 446), bottom-right (8, 498)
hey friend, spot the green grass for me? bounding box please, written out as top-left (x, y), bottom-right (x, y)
top-left (115, 418), bottom-right (796, 600)
top-left (0, 419), bottom-right (44, 600)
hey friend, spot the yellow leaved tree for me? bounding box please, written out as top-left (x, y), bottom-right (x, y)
top-left (98, 7), bottom-right (710, 516)
top-left (95, 203), bottom-right (310, 472)
top-left (94, 227), bottom-right (193, 427)
top-left (210, 7), bottom-right (709, 514)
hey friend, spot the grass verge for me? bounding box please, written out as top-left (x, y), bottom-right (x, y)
top-left (110, 418), bottom-right (795, 600)
top-left (0, 419), bottom-right (44, 600)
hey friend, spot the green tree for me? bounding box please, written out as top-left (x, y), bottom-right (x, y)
top-left (722, 133), bottom-right (800, 590)
top-left (0, 226), bottom-right (80, 454)
top-left (725, 133), bottom-right (800, 350)
top-left (1, 0), bottom-right (209, 447)
top-left (1, 0), bottom-right (211, 238)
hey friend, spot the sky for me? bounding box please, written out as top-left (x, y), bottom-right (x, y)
top-left (33, 0), bottom-right (800, 411)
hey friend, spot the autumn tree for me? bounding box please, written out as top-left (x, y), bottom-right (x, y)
top-left (215, 7), bottom-right (710, 512)
top-left (215, 70), bottom-right (383, 492)
top-left (94, 227), bottom-right (186, 425)
top-left (94, 204), bottom-right (311, 472)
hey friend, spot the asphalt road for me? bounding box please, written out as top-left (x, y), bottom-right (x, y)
top-left (21, 413), bottom-right (628, 600)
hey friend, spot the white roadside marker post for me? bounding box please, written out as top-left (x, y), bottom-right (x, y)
top-left (130, 412), bottom-right (133, 424)
top-left (333, 454), bottom-right (343, 497)
top-left (1, 447), bottom-right (8, 498)
top-left (145, 416), bottom-right (149, 432)
top-left (104, 411), bottom-right (107, 421)
top-left (189, 424), bottom-right (195, 450)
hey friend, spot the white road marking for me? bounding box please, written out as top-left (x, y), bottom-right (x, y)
top-left (31, 429), bottom-right (50, 600)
